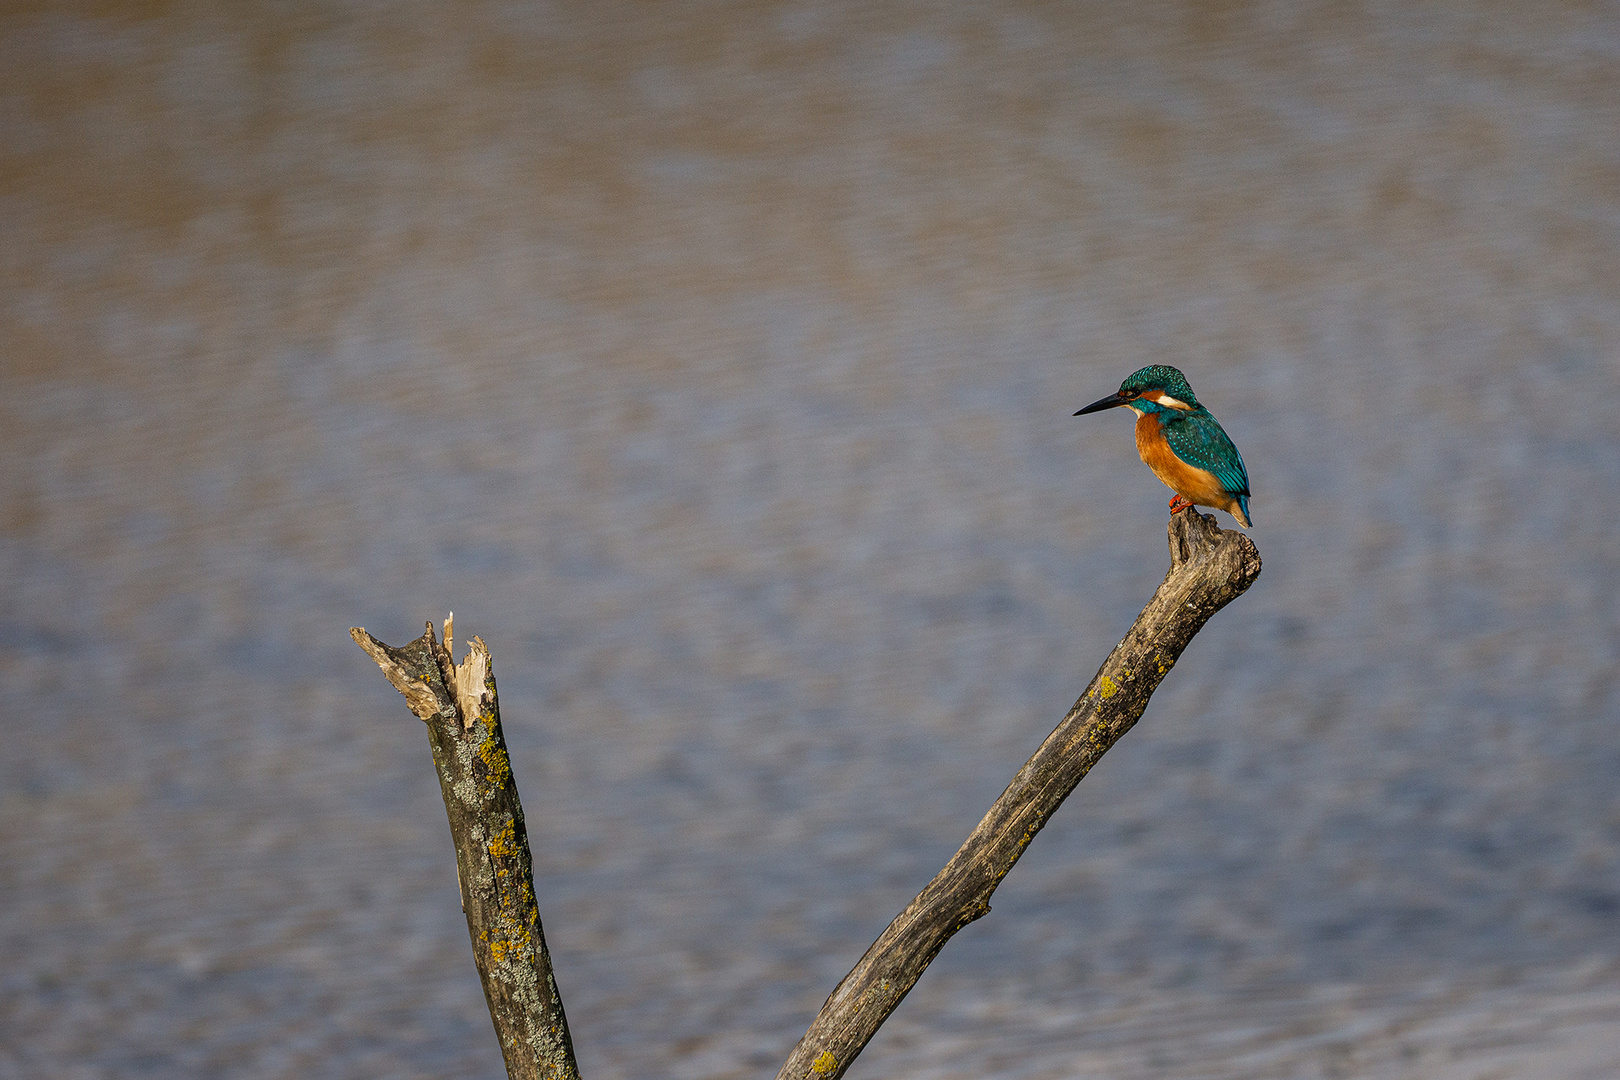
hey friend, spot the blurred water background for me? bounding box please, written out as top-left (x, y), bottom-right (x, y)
top-left (4, 2), bottom-right (1620, 1077)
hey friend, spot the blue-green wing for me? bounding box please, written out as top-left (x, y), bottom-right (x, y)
top-left (1163, 410), bottom-right (1250, 496)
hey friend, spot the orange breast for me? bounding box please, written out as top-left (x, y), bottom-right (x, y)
top-left (1134, 412), bottom-right (1232, 509)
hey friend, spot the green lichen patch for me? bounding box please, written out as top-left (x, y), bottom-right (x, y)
top-left (488, 817), bottom-right (519, 858)
top-left (476, 721), bottom-right (513, 788)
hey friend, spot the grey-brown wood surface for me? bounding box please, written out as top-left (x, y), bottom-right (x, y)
top-left (774, 509), bottom-right (1260, 1080)
top-left (351, 620), bottom-right (580, 1080)
top-left (353, 508), bottom-right (1255, 1080)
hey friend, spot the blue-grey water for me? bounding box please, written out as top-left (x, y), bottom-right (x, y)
top-left (3, 3), bottom-right (1619, 1078)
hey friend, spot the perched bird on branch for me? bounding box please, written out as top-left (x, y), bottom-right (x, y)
top-left (1075, 365), bottom-right (1253, 528)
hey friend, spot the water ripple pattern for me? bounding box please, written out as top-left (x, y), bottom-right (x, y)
top-left (2, 2), bottom-right (1618, 1077)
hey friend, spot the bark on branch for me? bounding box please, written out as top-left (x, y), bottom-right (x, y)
top-left (773, 508), bottom-right (1260, 1080)
top-left (349, 617), bottom-right (580, 1080)
top-left (351, 508), bottom-right (1257, 1080)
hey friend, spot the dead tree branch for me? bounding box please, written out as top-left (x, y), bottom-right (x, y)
top-left (774, 509), bottom-right (1261, 1080)
top-left (351, 508), bottom-right (1258, 1080)
top-left (350, 616), bottom-right (580, 1080)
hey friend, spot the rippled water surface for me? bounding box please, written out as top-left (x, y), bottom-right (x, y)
top-left (3, 2), bottom-right (1619, 1077)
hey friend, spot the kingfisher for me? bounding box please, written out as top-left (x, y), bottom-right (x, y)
top-left (1074, 365), bottom-right (1253, 528)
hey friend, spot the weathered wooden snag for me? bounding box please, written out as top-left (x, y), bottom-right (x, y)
top-left (774, 508), bottom-right (1260, 1080)
top-left (350, 617), bottom-right (580, 1080)
top-left (353, 508), bottom-right (1258, 1080)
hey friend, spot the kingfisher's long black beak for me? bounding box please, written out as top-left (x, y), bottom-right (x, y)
top-left (1074, 392), bottom-right (1130, 416)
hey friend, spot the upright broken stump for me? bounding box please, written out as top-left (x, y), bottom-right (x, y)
top-left (351, 619), bottom-right (581, 1080)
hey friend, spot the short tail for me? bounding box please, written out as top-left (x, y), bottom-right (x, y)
top-left (1231, 494), bottom-right (1253, 528)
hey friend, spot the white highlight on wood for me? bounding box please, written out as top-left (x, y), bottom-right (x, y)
top-left (453, 640), bottom-right (490, 731)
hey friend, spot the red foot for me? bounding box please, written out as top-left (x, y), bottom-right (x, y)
top-left (1168, 495), bottom-right (1194, 515)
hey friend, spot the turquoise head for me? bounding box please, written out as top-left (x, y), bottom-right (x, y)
top-left (1119, 365), bottom-right (1200, 407)
top-left (1074, 364), bottom-right (1203, 416)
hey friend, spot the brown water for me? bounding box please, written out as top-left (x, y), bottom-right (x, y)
top-left (3, 2), bottom-right (1620, 1077)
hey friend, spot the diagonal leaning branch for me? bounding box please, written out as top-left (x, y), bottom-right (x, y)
top-left (350, 617), bottom-right (580, 1080)
top-left (774, 508), bottom-right (1261, 1080)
